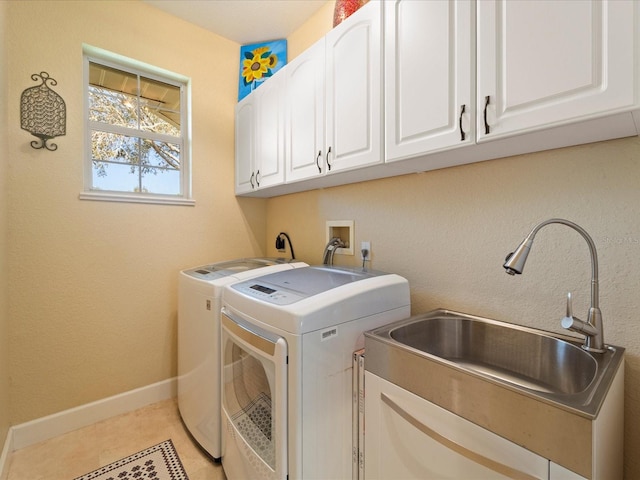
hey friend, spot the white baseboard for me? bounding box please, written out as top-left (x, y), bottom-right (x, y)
top-left (7, 377), bottom-right (176, 455)
top-left (0, 427), bottom-right (13, 480)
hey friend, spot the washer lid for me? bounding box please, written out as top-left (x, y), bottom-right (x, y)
top-left (231, 266), bottom-right (390, 304)
top-left (182, 257), bottom-right (292, 280)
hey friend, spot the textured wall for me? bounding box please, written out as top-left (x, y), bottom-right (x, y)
top-left (0, 0), bottom-right (11, 457)
top-left (266, 140), bottom-right (640, 478)
top-left (5, 0), bottom-right (266, 424)
top-left (272, 4), bottom-right (640, 478)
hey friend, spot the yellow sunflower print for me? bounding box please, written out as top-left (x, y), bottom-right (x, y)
top-left (242, 46), bottom-right (278, 86)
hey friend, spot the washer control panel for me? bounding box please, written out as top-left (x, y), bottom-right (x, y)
top-left (231, 282), bottom-right (305, 305)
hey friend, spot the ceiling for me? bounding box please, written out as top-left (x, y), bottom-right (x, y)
top-left (142, 0), bottom-right (329, 45)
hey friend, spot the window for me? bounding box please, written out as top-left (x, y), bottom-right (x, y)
top-left (81, 45), bottom-right (192, 205)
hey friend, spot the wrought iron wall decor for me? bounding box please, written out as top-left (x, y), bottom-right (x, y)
top-left (20, 71), bottom-right (66, 151)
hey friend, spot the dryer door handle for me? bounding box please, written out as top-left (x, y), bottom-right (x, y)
top-left (221, 308), bottom-right (276, 356)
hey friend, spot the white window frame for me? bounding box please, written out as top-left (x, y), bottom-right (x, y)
top-left (80, 44), bottom-right (194, 206)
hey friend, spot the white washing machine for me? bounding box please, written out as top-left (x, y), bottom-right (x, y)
top-left (220, 266), bottom-right (410, 480)
top-left (178, 258), bottom-right (308, 460)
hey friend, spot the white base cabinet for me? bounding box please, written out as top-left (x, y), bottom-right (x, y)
top-left (364, 372), bottom-right (549, 480)
top-left (365, 365), bottom-right (623, 480)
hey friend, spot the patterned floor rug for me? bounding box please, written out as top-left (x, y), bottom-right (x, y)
top-left (74, 439), bottom-right (189, 480)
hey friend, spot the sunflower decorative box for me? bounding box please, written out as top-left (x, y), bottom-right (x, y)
top-left (238, 39), bottom-right (287, 101)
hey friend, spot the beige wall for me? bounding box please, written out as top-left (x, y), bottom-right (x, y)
top-left (1, 0), bottom-right (11, 457)
top-left (3, 0), bottom-right (640, 478)
top-left (267, 4), bottom-right (640, 478)
top-left (287, 0), bottom-right (334, 59)
top-left (5, 0), bottom-right (267, 425)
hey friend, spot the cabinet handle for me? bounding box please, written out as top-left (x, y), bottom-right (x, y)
top-left (326, 146), bottom-right (332, 171)
top-left (484, 95), bottom-right (491, 134)
top-left (459, 104), bottom-right (466, 141)
top-left (316, 150), bottom-right (322, 173)
top-left (256, 169), bottom-right (260, 187)
top-left (250, 172), bottom-right (255, 189)
top-left (380, 393), bottom-right (539, 480)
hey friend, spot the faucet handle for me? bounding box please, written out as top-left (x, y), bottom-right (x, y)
top-left (561, 291), bottom-right (600, 339)
top-left (561, 292), bottom-right (577, 329)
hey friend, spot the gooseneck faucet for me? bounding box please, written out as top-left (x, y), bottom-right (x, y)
top-left (503, 218), bottom-right (607, 353)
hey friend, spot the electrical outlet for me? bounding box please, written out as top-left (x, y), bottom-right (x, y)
top-left (361, 241), bottom-right (371, 260)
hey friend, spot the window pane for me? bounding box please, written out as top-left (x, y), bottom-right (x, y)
top-left (92, 162), bottom-right (141, 193)
top-left (89, 63), bottom-right (138, 128)
top-left (91, 131), bottom-right (139, 166)
top-left (139, 77), bottom-right (181, 135)
top-left (141, 139), bottom-right (180, 169)
top-left (91, 162), bottom-right (181, 195)
top-left (141, 167), bottom-right (182, 195)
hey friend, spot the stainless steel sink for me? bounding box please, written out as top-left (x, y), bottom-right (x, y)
top-left (364, 309), bottom-right (625, 478)
top-left (389, 315), bottom-right (597, 395)
top-left (366, 309), bottom-right (623, 414)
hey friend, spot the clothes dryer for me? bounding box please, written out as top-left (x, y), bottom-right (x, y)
top-left (178, 258), bottom-right (307, 460)
top-left (220, 266), bottom-right (410, 480)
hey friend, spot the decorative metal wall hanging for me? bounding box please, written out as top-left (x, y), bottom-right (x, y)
top-left (20, 72), bottom-right (66, 151)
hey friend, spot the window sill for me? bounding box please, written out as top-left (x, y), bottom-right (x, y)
top-left (79, 191), bottom-right (195, 206)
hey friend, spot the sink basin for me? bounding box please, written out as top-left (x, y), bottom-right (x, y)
top-left (389, 315), bottom-right (596, 395)
top-left (365, 309), bottom-right (624, 417)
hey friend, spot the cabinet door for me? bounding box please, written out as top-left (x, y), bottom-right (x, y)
top-left (285, 38), bottom-right (326, 183)
top-left (477, 0), bottom-right (637, 141)
top-left (325, 0), bottom-right (383, 173)
top-left (255, 72), bottom-right (285, 189)
top-left (364, 372), bottom-right (549, 480)
top-left (235, 95), bottom-right (256, 194)
top-left (385, 0), bottom-right (473, 162)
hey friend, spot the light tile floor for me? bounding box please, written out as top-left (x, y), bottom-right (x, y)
top-left (7, 398), bottom-right (226, 480)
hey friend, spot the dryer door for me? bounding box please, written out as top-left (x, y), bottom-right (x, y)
top-left (221, 308), bottom-right (288, 480)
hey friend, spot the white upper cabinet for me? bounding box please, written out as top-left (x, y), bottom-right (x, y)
top-left (255, 72), bottom-right (286, 189)
top-left (385, 0), bottom-right (474, 162)
top-left (477, 0), bottom-right (638, 141)
top-left (236, 0), bottom-right (639, 197)
top-left (325, 0), bottom-right (383, 173)
top-left (286, 1), bottom-right (383, 184)
top-left (235, 94), bottom-right (256, 194)
top-left (235, 72), bottom-right (286, 195)
top-left (285, 38), bottom-right (326, 183)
